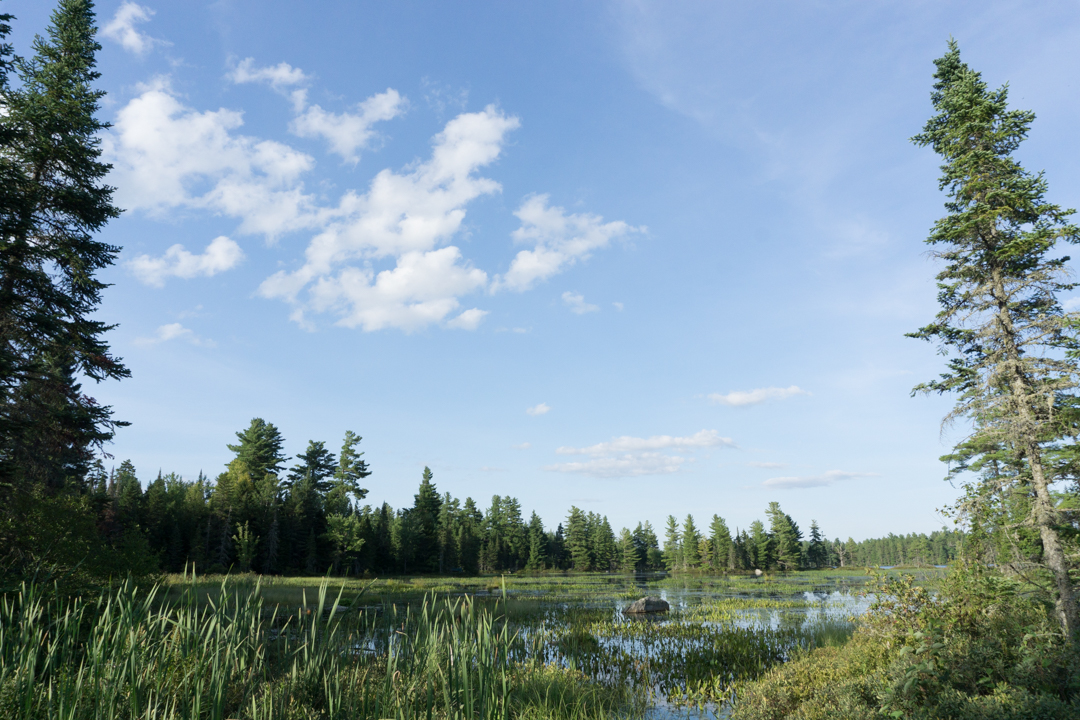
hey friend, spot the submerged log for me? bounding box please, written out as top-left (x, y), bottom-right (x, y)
top-left (622, 596), bottom-right (670, 614)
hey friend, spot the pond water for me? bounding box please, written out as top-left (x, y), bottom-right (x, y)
top-left (372, 571), bottom-right (898, 718)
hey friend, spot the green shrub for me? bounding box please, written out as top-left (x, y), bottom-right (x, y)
top-left (731, 564), bottom-right (1079, 720)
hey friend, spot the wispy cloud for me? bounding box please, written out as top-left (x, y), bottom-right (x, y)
top-left (134, 323), bottom-right (214, 347)
top-left (103, 2), bottom-right (169, 56)
top-left (557, 429), bottom-right (734, 455)
top-left (762, 470), bottom-right (876, 490)
top-left (129, 236), bottom-right (244, 287)
top-left (708, 385), bottom-right (809, 407)
top-left (547, 429), bottom-right (734, 479)
top-left (544, 452), bottom-right (686, 479)
top-left (526, 403), bottom-right (551, 416)
top-left (513, 442), bottom-right (531, 450)
top-left (748, 461), bottom-right (785, 469)
top-left (562, 291), bottom-right (599, 314)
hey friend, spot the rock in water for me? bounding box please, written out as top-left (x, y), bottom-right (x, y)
top-left (623, 596), bottom-right (670, 614)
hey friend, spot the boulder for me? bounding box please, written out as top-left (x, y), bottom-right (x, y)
top-left (622, 596), bottom-right (670, 614)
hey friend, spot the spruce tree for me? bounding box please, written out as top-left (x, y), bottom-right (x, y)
top-left (1, 0), bottom-right (127, 497)
top-left (708, 515), bottom-right (732, 570)
top-left (662, 515), bottom-right (681, 571)
top-left (410, 467), bottom-right (441, 573)
top-left (910, 41), bottom-right (1080, 636)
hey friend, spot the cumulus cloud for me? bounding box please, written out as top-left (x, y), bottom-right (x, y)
top-left (292, 90), bottom-right (406, 162)
top-left (762, 470), bottom-right (876, 489)
top-left (556, 429), bottom-right (734, 455)
top-left (544, 453), bottom-right (686, 479)
top-left (526, 403), bottom-right (550, 416)
top-left (129, 236), bottom-right (244, 287)
top-left (229, 59), bottom-right (405, 161)
top-left (562, 291), bottom-right (598, 314)
top-left (104, 78), bottom-right (318, 239)
top-left (709, 385), bottom-right (809, 407)
top-left (134, 323), bottom-right (214, 347)
top-left (493, 195), bottom-right (643, 292)
top-left (103, 2), bottom-right (168, 55)
top-left (259, 106), bottom-right (519, 331)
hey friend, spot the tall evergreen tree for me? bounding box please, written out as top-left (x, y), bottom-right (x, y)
top-left (410, 467), bottom-right (441, 573)
top-left (708, 514), bottom-right (732, 570)
top-left (662, 515), bottom-right (681, 571)
top-left (565, 506), bottom-right (590, 571)
top-left (286, 440), bottom-right (336, 493)
top-left (681, 515), bottom-right (701, 569)
top-left (910, 41), bottom-right (1080, 636)
top-left (228, 419), bottom-right (288, 480)
top-left (0, 0), bottom-right (127, 504)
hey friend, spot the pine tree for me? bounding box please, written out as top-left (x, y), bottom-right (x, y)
top-left (410, 467), bottom-right (441, 573)
top-left (708, 515), bottom-right (732, 570)
top-left (618, 527), bottom-right (639, 573)
top-left (228, 419), bottom-right (288, 480)
top-left (681, 515), bottom-right (701, 569)
top-left (910, 41), bottom-right (1080, 635)
top-left (0, 0), bottom-right (128, 500)
top-left (286, 440), bottom-right (336, 493)
top-left (807, 520), bottom-right (826, 569)
top-left (662, 515), bottom-right (681, 571)
top-left (565, 506), bottom-right (590, 571)
top-left (525, 511), bottom-right (546, 571)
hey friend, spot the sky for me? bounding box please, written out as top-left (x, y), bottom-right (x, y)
top-left (6, 0), bottom-right (1080, 541)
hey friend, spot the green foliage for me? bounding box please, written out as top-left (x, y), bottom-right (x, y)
top-left (730, 564), bottom-right (1080, 720)
top-left (908, 40), bottom-right (1080, 636)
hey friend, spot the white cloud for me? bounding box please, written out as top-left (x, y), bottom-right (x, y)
top-left (613, 301), bottom-right (624, 311)
top-left (260, 105), bottom-right (519, 331)
top-left (229, 59), bottom-right (405, 162)
top-left (446, 307), bottom-right (489, 330)
top-left (129, 236), bottom-right (244, 287)
top-left (513, 442), bottom-right (531, 450)
top-left (708, 385), bottom-right (809, 407)
top-left (562, 291), bottom-right (599, 314)
top-left (1063, 297), bottom-right (1080, 312)
top-left (556, 429), bottom-right (734, 455)
top-left (762, 470), bottom-right (876, 490)
top-left (104, 78), bottom-right (319, 240)
top-left (526, 403), bottom-right (550, 416)
top-left (292, 90), bottom-right (406, 162)
top-left (103, 2), bottom-right (168, 56)
top-left (228, 58), bottom-right (310, 91)
top-left (134, 323), bottom-right (214, 347)
top-left (544, 452), bottom-right (686, 478)
top-left (547, 429), bottom-right (732, 478)
top-left (748, 461), bottom-right (786, 469)
top-left (493, 195), bottom-right (643, 292)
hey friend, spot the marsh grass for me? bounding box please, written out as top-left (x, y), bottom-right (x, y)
top-left (0, 577), bottom-right (636, 720)
top-left (0, 571), bottom-right (876, 718)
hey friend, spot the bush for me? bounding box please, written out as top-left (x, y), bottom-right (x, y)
top-left (730, 563), bottom-right (1079, 720)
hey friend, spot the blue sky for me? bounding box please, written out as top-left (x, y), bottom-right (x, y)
top-left (8, 0), bottom-right (1080, 540)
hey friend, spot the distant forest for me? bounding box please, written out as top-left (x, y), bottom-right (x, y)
top-left (94, 419), bottom-right (963, 577)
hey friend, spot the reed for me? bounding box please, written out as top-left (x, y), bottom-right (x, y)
top-left (0, 577), bottom-right (634, 720)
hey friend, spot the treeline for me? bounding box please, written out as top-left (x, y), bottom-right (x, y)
top-left (658, 503), bottom-right (961, 573)
top-left (98, 418), bottom-right (962, 577)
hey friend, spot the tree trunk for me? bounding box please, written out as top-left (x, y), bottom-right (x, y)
top-left (991, 265), bottom-right (1079, 638)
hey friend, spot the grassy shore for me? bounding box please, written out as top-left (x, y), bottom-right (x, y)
top-left (0, 570), bottom-right (872, 719)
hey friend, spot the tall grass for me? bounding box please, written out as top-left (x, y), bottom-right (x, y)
top-left (0, 578), bottom-right (633, 720)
